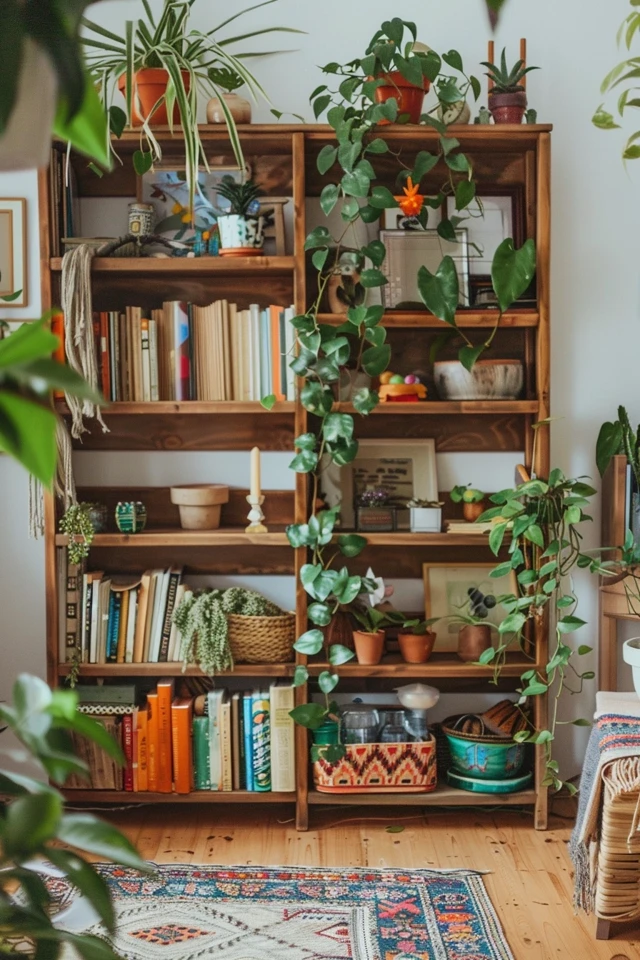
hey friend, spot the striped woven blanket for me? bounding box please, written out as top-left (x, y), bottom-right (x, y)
top-left (569, 712), bottom-right (640, 912)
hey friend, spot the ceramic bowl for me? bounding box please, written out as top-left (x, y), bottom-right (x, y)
top-left (446, 769), bottom-right (533, 794)
top-left (434, 360), bottom-right (524, 401)
top-left (444, 729), bottom-right (526, 780)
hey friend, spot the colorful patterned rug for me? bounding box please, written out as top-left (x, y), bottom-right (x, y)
top-left (51, 862), bottom-right (514, 960)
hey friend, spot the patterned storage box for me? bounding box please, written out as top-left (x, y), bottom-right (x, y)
top-left (313, 737), bottom-right (437, 794)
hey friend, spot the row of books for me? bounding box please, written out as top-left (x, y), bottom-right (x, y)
top-left (66, 681), bottom-right (296, 794)
top-left (60, 552), bottom-right (188, 664)
top-left (59, 300), bottom-right (296, 403)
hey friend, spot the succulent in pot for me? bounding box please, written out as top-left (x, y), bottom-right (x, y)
top-left (481, 48), bottom-right (539, 124)
top-left (216, 176), bottom-right (266, 255)
top-left (450, 484), bottom-right (486, 522)
top-left (407, 498), bottom-right (444, 533)
top-left (399, 618), bottom-right (438, 664)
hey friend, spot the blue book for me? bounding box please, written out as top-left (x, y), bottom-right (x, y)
top-left (251, 689), bottom-right (271, 792)
top-left (242, 692), bottom-right (254, 791)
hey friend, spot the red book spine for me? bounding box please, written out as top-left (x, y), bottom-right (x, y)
top-left (122, 714), bottom-right (134, 792)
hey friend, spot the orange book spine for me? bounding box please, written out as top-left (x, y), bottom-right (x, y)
top-left (137, 706), bottom-right (148, 792)
top-left (146, 693), bottom-right (159, 792)
top-left (51, 312), bottom-right (65, 399)
top-left (157, 679), bottom-right (174, 792)
top-left (171, 698), bottom-right (194, 794)
top-left (269, 305), bottom-right (285, 401)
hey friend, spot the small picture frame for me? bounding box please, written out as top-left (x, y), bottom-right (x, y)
top-left (0, 198), bottom-right (27, 306)
top-left (379, 229), bottom-right (470, 309)
top-left (423, 562), bottom-right (517, 651)
top-left (321, 438), bottom-right (438, 530)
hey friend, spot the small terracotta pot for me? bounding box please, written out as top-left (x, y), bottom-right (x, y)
top-left (463, 501), bottom-right (486, 523)
top-left (353, 630), bottom-right (386, 665)
top-left (374, 71), bottom-right (430, 124)
top-left (458, 624), bottom-right (492, 662)
top-left (170, 484), bottom-right (229, 530)
top-left (118, 68), bottom-right (191, 126)
top-left (206, 92), bottom-right (252, 125)
top-left (398, 631), bottom-right (436, 664)
top-left (488, 90), bottom-right (527, 125)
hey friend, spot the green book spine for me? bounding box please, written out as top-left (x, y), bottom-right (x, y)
top-left (192, 716), bottom-right (211, 790)
top-left (251, 691), bottom-right (271, 792)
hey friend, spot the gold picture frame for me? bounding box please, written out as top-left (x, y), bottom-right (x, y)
top-left (423, 562), bottom-right (518, 651)
top-left (0, 198), bottom-right (27, 307)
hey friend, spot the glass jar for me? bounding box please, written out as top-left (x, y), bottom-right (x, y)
top-left (342, 709), bottom-right (380, 744)
top-left (379, 710), bottom-right (410, 743)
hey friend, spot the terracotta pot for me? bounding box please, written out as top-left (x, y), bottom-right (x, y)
top-left (206, 92), bottom-right (252, 125)
top-left (353, 630), bottom-right (386, 665)
top-left (118, 68), bottom-right (191, 126)
top-left (170, 484), bottom-right (229, 530)
top-left (374, 71), bottom-right (430, 124)
top-left (398, 631), bottom-right (436, 664)
top-left (488, 90), bottom-right (527, 125)
top-left (458, 624), bottom-right (492, 662)
top-left (463, 501), bottom-right (486, 523)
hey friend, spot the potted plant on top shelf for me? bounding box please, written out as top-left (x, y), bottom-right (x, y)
top-left (82, 0), bottom-right (301, 213)
top-left (215, 175), bottom-right (266, 255)
top-left (481, 47), bottom-right (539, 124)
top-left (450, 484), bottom-right (487, 522)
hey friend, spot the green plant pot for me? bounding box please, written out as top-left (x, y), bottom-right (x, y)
top-left (312, 720), bottom-right (340, 745)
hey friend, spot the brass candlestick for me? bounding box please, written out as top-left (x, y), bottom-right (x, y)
top-left (246, 494), bottom-right (267, 533)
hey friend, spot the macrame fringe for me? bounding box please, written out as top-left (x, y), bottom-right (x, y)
top-left (28, 421), bottom-right (78, 538)
top-left (60, 244), bottom-right (108, 439)
top-left (28, 474), bottom-right (44, 539)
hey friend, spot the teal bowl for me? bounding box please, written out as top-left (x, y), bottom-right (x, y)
top-left (444, 731), bottom-right (526, 780)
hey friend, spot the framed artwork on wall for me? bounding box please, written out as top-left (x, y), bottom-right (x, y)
top-left (379, 229), bottom-right (470, 309)
top-left (321, 439), bottom-right (438, 530)
top-left (0, 198), bottom-right (27, 306)
top-left (423, 562), bottom-right (518, 651)
top-left (139, 166), bottom-right (242, 241)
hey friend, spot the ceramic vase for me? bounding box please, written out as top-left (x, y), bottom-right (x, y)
top-left (115, 501), bottom-right (147, 534)
top-left (206, 92), bottom-right (252, 124)
top-left (458, 624), bottom-right (492, 662)
top-left (218, 215), bottom-right (265, 255)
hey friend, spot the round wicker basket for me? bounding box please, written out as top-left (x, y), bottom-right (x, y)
top-left (227, 612), bottom-right (296, 664)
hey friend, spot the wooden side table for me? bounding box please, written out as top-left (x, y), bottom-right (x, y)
top-left (599, 580), bottom-right (640, 691)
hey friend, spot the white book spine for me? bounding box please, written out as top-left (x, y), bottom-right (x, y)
top-left (148, 319), bottom-right (159, 401)
top-left (207, 690), bottom-right (224, 791)
top-left (141, 321), bottom-right (151, 402)
top-left (284, 305), bottom-right (296, 401)
top-left (125, 590), bottom-right (138, 663)
top-left (149, 571), bottom-right (170, 663)
top-left (89, 578), bottom-right (101, 664)
top-left (269, 683), bottom-right (295, 793)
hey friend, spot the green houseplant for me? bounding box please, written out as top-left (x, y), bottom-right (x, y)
top-left (450, 484), bottom-right (487, 522)
top-left (82, 0), bottom-right (300, 212)
top-left (596, 405), bottom-right (640, 539)
top-left (481, 47), bottom-right (539, 124)
top-left (0, 674), bottom-right (149, 958)
top-left (59, 502), bottom-right (101, 565)
top-left (215, 176), bottom-right (265, 253)
top-left (594, 0), bottom-right (640, 158)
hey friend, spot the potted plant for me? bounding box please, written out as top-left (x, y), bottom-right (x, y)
top-left (407, 498), bottom-right (444, 532)
top-left (59, 501), bottom-right (105, 564)
top-left (356, 487), bottom-right (397, 532)
top-left (216, 176), bottom-right (266, 255)
top-left (450, 484), bottom-right (487, 522)
top-left (350, 603), bottom-right (406, 665)
top-left (82, 0), bottom-right (300, 212)
top-left (206, 67), bottom-right (252, 125)
top-left (596, 405), bottom-right (640, 539)
top-left (399, 618), bottom-right (438, 664)
top-left (481, 48), bottom-right (539, 124)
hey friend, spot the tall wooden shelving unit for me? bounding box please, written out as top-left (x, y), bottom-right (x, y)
top-left (40, 123), bottom-right (551, 830)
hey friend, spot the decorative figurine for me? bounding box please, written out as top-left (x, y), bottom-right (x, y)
top-left (475, 106), bottom-right (492, 125)
top-left (379, 370), bottom-right (428, 403)
top-left (246, 446), bottom-right (267, 533)
top-left (525, 108), bottom-right (538, 124)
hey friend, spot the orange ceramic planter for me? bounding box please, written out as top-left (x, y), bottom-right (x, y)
top-left (118, 68), bottom-right (191, 126)
top-left (463, 500), bottom-right (486, 523)
top-left (374, 71), bottom-right (430, 123)
top-left (398, 631), bottom-right (436, 664)
top-left (353, 630), bottom-right (386, 665)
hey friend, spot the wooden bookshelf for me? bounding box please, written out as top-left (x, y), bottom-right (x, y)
top-left (40, 123), bottom-right (551, 829)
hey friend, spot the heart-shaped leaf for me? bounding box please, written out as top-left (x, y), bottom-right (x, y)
top-left (293, 629), bottom-right (325, 655)
top-left (492, 238), bottom-right (537, 313)
top-left (418, 257), bottom-right (459, 325)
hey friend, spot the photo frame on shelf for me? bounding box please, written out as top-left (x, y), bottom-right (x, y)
top-left (0, 198), bottom-right (27, 306)
top-left (139, 165), bottom-right (243, 242)
top-left (423, 562), bottom-right (518, 651)
top-left (379, 229), bottom-right (469, 309)
top-left (382, 206), bottom-right (442, 231)
top-left (321, 439), bottom-right (438, 530)
top-left (446, 195), bottom-right (514, 276)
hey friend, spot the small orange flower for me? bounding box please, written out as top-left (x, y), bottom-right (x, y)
top-left (394, 176), bottom-right (424, 216)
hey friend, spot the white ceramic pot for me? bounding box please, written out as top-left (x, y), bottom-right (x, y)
top-left (410, 507), bottom-right (442, 533)
top-left (434, 359), bottom-right (524, 401)
top-left (623, 638), bottom-right (640, 696)
top-left (218, 214), bottom-right (265, 253)
top-left (438, 100), bottom-right (471, 125)
top-left (0, 40), bottom-right (57, 170)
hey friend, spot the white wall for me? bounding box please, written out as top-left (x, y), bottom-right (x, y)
top-left (1, 0), bottom-right (639, 777)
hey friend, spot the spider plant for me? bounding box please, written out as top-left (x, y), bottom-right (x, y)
top-left (82, 0), bottom-right (301, 213)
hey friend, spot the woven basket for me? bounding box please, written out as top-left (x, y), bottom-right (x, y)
top-left (227, 612), bottom-right (296, 664)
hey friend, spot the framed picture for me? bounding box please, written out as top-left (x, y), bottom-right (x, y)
top-left (446, 194), bottom-right (516, 275)
top-left (321, 439), bottom-right (438, 530)
top-left (139, 166), bottom-right (242, 241)
top-left (423, 562), bottom-right (518, 651)
top-left (0, 199), bottom-right (27, 306)
top-left (379, 229), bottom-right (470, 309)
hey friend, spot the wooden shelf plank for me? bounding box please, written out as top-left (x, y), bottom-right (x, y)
top-left (50, 256), bottom-right (296, 275)
top-left (308, 785), bottom-right (536, 806)
top-left (319, 309), bottom-right (539, 329)
top-left (56, 529), bottom-right (290, 548)
top-left (339, 401), bottom-right (540, 415)
top-left (351, 532), bottom-right (500, 547)
top-left (64, 789), bottom-right (296, 803)
top-left (56, 401), bottom-right (295, 416)
top-left (58, 662), bottom-right (295, 677)
top-left (307, 653), bottom-right (533, 679)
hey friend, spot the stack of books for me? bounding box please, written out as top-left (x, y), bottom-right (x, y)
top-left (61, 554), bottom-right (187, 665)
top-left (87, 301), bottom-right (296, 402)
top-left (65, 681), bottom-right (296, 794)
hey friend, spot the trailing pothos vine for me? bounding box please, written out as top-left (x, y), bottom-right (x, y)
top-left (260, 19), bottom-right (538, 758)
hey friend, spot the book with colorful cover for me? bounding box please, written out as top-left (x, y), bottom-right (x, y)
top-left (242, 691), bottom-right (254, 791)
top-left (136, 706), bottom-right (148, 792)
top-left (122, 713), bottom-right (134, 791)
top-left (251, 689), bottom-right (271, 792)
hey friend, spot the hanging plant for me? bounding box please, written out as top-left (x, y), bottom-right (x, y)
top-left (59, 502), bottom-right (98, 565)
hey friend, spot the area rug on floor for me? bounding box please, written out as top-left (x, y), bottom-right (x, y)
top-left (50, 862), bottom-right (514, 960)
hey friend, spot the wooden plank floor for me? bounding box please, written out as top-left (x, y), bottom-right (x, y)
top-left (97, 803), bottom-right (640, 959)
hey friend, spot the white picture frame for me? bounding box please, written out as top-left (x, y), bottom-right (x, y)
top-left (0, 198), bottom-right (27, 307)
top-left (321, 439), bottom-right (438, 530)
top-left (379, 229), bottom-right (470, 309)
top-left (423, 562), bottom-right (518, 652)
